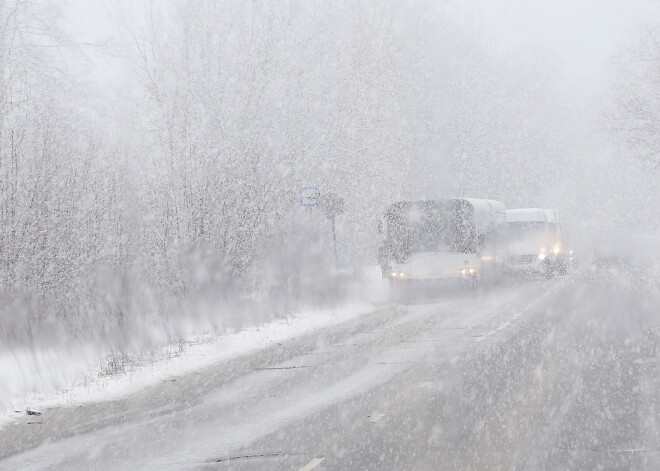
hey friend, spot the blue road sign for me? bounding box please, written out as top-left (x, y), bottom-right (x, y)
top-left (300, 186), bottom-right (320, 207)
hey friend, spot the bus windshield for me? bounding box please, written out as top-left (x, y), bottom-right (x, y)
top-left (385, 200), bottom-right (476, 262)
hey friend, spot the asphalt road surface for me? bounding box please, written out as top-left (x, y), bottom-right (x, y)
top-left (1, 271), bottom-right (659, 470)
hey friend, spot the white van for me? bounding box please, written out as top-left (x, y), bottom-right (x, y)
top-left (505, 208), bottom-right (567, 275)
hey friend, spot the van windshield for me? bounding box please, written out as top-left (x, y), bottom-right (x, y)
top-left (507, 221), bottom-right (547, 234)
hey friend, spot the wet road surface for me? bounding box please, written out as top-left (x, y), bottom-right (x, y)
top-left (1, 273), bottom-right (658, 470)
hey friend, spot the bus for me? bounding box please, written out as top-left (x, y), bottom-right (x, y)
top-left (377, 198), bottom-right (507, 289)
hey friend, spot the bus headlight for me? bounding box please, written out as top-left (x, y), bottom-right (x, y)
top-left (538, 253), bottom-right (547, 261)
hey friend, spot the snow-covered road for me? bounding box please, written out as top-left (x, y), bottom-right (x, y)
top-left (1, 274), bottom-right (658, 470)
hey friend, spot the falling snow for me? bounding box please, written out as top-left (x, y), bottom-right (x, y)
top-left (0, 1), bottom-right (659, 470)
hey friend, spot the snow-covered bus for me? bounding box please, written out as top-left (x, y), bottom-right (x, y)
top-left (377, 198), bottom-right (506, 288)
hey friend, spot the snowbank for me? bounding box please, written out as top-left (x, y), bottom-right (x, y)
top-left (0, 302), bottom-right (377, 430)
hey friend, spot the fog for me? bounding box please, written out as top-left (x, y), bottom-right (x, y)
top-left (0, 1), bottom-right (659, 469)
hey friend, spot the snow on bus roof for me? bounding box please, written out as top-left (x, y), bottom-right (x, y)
top-left (463, 198), bottom-right (506, 213)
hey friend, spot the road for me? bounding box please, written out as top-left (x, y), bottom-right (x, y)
top-left (1, 272), bottom-right (659, 470)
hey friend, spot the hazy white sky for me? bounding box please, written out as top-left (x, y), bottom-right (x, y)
top-left (444, 0), bottom-right (660, 80)
top-left (61, 0), bottom-right (660, 101)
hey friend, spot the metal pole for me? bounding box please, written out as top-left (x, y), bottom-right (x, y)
top-left (332, 216), bottom-right (338, 267)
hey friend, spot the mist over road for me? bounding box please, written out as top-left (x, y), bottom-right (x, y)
top-left (1, 272), bottom-right (658, 470)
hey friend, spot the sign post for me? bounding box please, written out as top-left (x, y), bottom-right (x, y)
top-left (320, 192), bottom-right (345, 267)
top-left (299, 187), bottom-right (345, 267)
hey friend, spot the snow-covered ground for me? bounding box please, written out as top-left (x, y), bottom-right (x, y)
top-left (0, 301), bottom-right (379, 431)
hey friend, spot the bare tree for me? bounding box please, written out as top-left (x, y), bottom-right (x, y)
top-left (608, 24), bottom-right (660, 169)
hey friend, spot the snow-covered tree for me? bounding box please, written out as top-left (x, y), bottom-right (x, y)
top-left (608, 24), bottom-right (660, 169)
